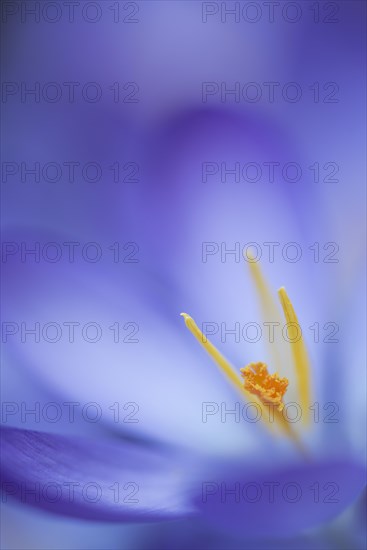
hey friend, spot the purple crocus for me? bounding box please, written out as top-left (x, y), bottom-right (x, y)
top-left (1, 174), bottom-right (365, 536)
top-left (2, 2), bottom-right (365, 547)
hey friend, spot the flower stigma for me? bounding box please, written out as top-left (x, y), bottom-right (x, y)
top-left (240, 362), bottom-right (288, 412)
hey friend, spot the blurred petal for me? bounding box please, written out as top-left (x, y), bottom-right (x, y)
top-left (319, 266), bottom-right (367, 458)
top-left (0, 426), bottom-right (193, 521)
top-left (194, 458), bottom-right (366, 537)
top-left (2, 227), bottom-right (272, 457)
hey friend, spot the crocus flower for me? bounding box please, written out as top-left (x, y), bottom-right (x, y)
top-left (2, 2), bottom-right (365, 547)
top-left (2, 242), bottom-right (365, 538)
top-left (2, 100), bottom-right (365, 546)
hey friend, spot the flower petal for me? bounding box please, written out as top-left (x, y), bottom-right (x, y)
top-left (0, 426), bottom-right (194, 521)
top-left (2, 227), bottom-right (272, 457)
top-left (193, 458), bottom-right (366, 537)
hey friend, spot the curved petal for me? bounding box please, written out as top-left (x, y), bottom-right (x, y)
top-left (129, 109), bottom-right (334, 376)
top-left (2, 227), bottom-right (273, 457)
top-left (0, 426), bottom-right (194, 521)
top-left (319, 266), bottom-right (367, 459)
top-left (193, 457), bottom-right (366, 537)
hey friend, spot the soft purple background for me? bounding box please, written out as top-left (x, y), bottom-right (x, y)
top-left (1, 1), bottom-right (366, 549)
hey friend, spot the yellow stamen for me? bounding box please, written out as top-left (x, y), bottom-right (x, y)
top-left (240, 362), bottom-right (288, 412)
top-left (180, 313), bottom-right (304, 450)
top-left (278, 287), bottom-right (311, 424)
top-left (247, 259), bottom-right (284, 378)
top-left (180, 313), bottom-right (245, 395)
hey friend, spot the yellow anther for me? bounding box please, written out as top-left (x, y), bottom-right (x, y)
top-left (240, 362), bottom-right (289, 412)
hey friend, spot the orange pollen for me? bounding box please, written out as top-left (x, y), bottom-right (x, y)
top-left (240, 362), bottom-right (289, 412)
